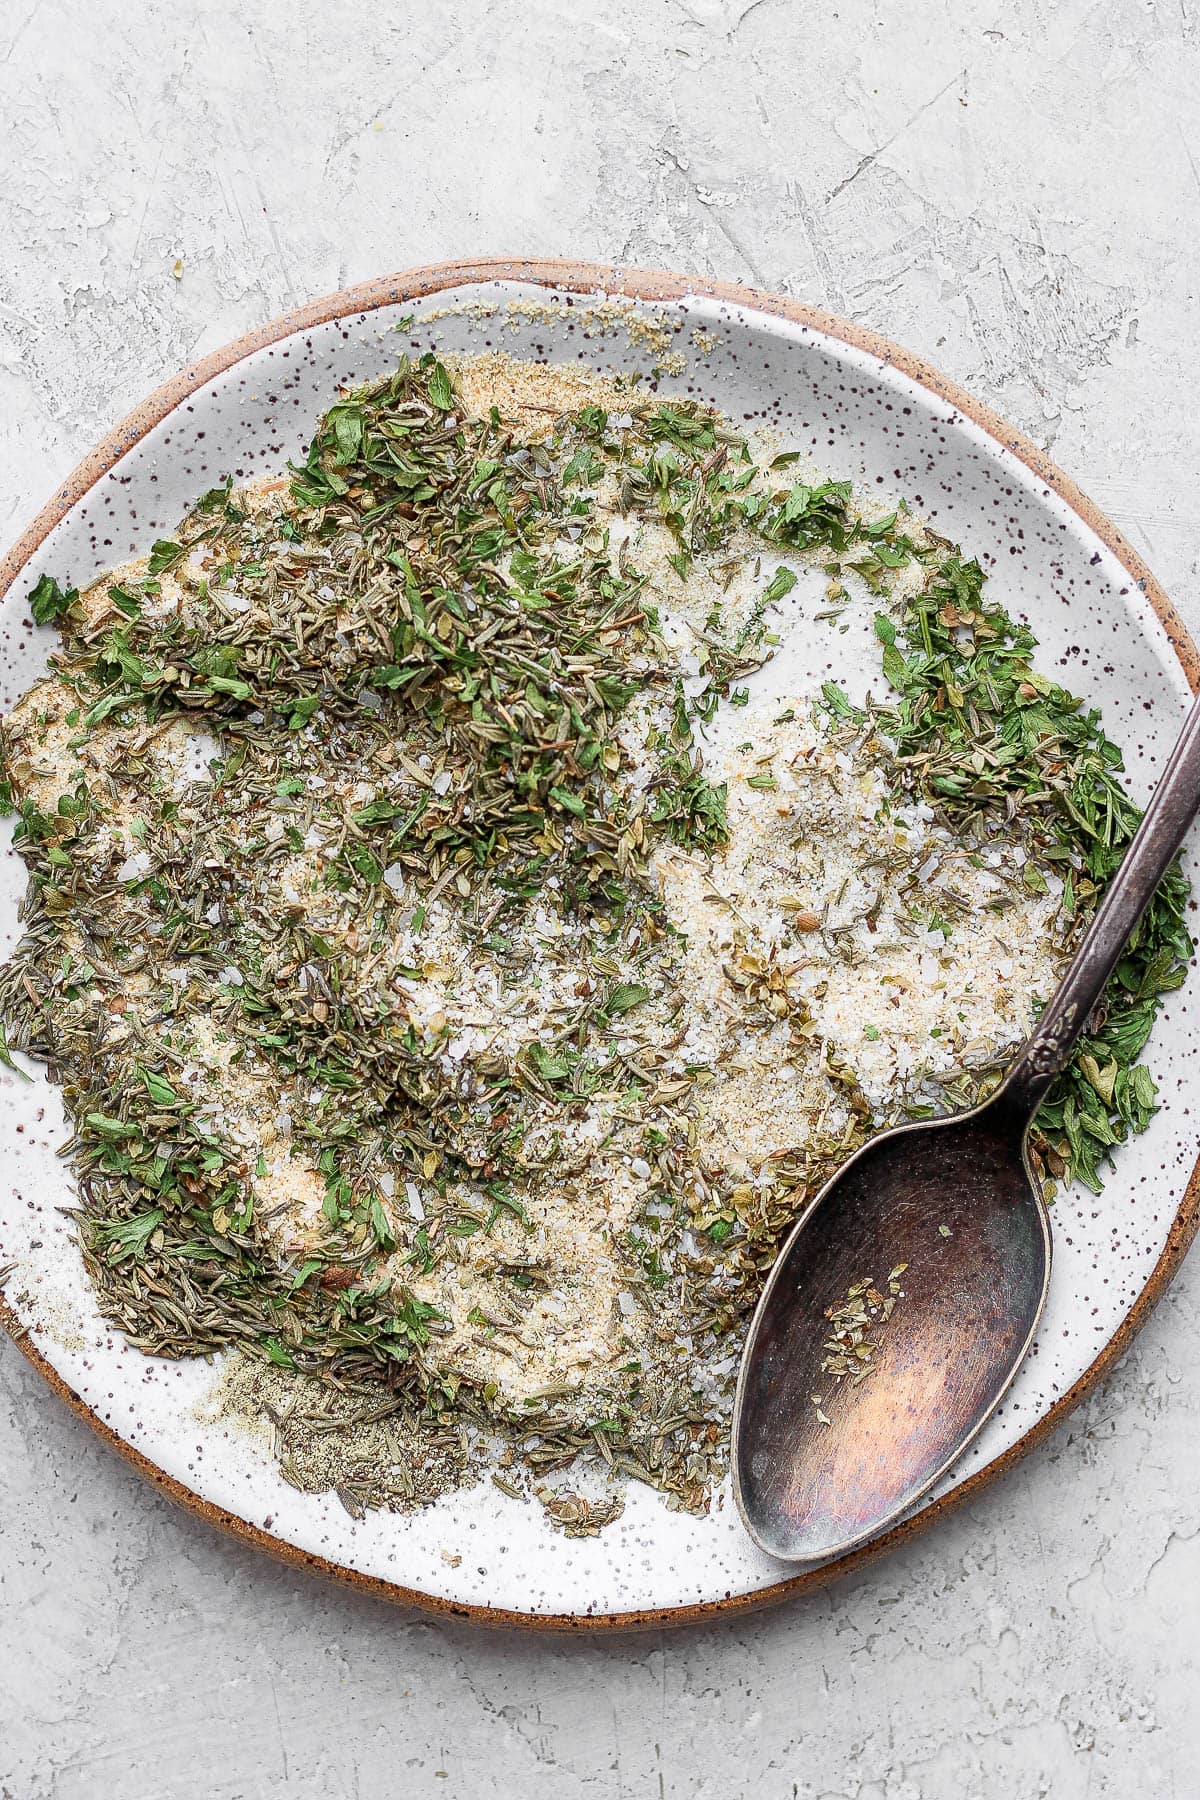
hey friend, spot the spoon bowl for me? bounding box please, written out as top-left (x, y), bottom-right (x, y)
top-left (731, 1097), bottom-right (1050, 1562)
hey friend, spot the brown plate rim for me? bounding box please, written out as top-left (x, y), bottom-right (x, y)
top-left (1, 256), bottom-right (1197, 1633)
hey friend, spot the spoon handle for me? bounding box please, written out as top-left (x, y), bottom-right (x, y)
top-left (999, 690), bottom-right (1200, 1126)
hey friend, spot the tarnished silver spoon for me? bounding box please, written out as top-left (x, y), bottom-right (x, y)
top-left (732, 693), bottom-right (1200, 1563)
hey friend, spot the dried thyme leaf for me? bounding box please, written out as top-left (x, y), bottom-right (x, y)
top-left (29, 574), bottom-right (78, 626)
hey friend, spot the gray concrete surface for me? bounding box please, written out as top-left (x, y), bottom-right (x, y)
top-left (2, 1), bottom-right (1200, 1794)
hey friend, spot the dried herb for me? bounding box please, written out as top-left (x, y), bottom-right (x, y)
top-left (813, 1265), bottom-right (908, 1422)
top-left (867, 562), bottom-right (1191, 1191)
top-left (28, 574), bottom-right (77, 626)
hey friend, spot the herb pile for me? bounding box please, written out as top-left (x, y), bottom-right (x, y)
top-left (0, 351), bottom-right (1188, 1523)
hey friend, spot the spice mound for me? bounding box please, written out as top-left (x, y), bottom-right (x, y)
top-left (1, 352), bottom-right (1187, 1526)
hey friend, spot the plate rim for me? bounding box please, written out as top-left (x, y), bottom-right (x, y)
top-left (2, 255), bottom-right (1198, 1633)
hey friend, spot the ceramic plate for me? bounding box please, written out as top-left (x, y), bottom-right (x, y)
top-left (2, 261), bottom-right (1198, 1629)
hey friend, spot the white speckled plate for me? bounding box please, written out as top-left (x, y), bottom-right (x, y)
top-left (2, 262), bottom-right (1198, 1629)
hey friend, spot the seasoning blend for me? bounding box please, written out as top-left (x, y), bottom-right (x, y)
top-left (0, 353), bottom-right (1186, 1526)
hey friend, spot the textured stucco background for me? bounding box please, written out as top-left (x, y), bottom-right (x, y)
top-left (2, 2), bottom-right (1199, 1795)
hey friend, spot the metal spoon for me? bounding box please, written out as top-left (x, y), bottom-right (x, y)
top-left (732, 692), bottom-right (1200, 1563)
